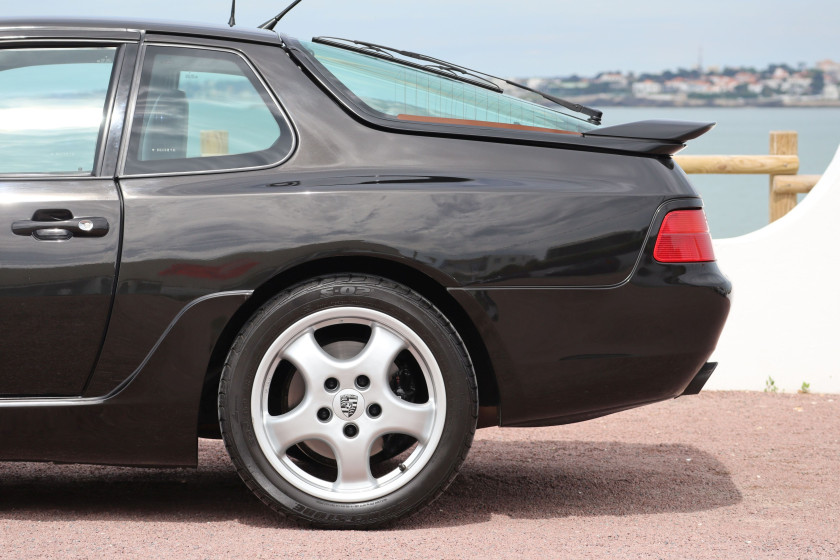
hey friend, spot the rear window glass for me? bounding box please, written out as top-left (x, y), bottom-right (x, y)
top-left (301, 40), bottom-right (595, 135)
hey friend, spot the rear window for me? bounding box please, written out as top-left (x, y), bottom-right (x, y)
top-left (301, 41), bottom-right (595, 135)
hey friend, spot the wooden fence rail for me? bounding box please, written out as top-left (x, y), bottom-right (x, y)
top-left (673, 131), bottom-right (821, 222)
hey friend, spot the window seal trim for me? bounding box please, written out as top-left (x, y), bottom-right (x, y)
top-left (115, 31), bottom-right (148, 177)
top-left (0, 37), bottom-right (137, 46)
top-left (117, 41), bottom-right (298, 179)
top-left (93, 44), bottom-right (127, 177)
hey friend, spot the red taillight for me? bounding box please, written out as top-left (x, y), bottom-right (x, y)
top-left (653, 210), bottom-right (715, 263)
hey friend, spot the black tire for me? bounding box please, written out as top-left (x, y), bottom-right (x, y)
top-left (218, 274), bottom-right (477, 528)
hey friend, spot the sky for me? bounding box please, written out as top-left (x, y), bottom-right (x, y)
top-left (2, 0), bottom-right (838, 77)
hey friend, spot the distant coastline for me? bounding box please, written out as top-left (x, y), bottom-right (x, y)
top-left (569, 96), bottom-right (840, 108)
top-left (515, 59), bottom-right (840, 109)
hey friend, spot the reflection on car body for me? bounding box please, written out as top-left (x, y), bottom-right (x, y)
top-left (0, 16), bottom-right (730, 528)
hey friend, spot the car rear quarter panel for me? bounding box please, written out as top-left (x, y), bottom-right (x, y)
top-left (88, 41), bottom-right (698, 392)
top-left (93, 41), bottom-right (714, 408)
top-left (1, 38), bottom-right (726, 466)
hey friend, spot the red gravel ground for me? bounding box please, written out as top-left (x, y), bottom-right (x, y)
top-left (1, 391), bottom-right (837, 559)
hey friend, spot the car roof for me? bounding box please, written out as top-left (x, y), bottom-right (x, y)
top-left (0, 17), bottom-right (283, 45)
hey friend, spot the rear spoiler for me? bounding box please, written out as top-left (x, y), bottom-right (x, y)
top-left (584, 120), bottom-right (716, 155)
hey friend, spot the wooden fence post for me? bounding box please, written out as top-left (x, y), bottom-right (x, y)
top-left (769, 131), bottom-right (798, 222)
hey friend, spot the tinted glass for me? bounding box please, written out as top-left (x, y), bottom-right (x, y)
top-left (0, 47), bottom-right (116, 175)
top-left (125, 46), bottom-right (293, 175)
top-left (302, 41), bottom-right (595, 134)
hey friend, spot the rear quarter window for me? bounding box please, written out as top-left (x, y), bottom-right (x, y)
top-left (124, 45), bottom-right (294, 175)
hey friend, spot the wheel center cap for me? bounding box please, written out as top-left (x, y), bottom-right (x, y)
top-left (333, 389), bottom-right (365, 421)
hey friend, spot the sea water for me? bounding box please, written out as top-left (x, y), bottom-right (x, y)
top-left (605, 107), bottom-right (840, 239)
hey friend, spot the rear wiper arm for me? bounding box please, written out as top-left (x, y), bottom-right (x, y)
top-left (313, 36), bottom-right (602, 125)
top-left (499, 78), bottom-right (603, 125)
top-left (313, 37), bottom-right (502, 94)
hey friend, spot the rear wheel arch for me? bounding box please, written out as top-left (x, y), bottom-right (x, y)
top-left (197, 256), bottom-right (500, 438)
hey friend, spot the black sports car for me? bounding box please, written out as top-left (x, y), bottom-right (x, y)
top-left (0, 16), bottom-right (730, 528)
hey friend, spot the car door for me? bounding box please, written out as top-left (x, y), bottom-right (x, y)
top-left (0, 38), bottom-right (137, 396)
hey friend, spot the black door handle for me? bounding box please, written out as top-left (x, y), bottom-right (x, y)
top-left (12, 216), bottom-right (110, 239)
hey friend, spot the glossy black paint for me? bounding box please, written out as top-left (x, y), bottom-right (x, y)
top-left (0, 18), bottom-right (280, 45)
top-left (0, 40), bottom-right (137, 397)
top-left (452, 198), bottom-right (731, 427)
top-left (0, 293), bottom-right (249, 465)
top-left (587, 120), bottom-right (717, 144)
top-left (0, 180), bottom-right (121, 395)
top-left (0, 19), bottom-right (731, 467)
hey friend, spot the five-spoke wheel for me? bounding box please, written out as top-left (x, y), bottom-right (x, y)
top-left (219, 276), bottom-right (477, 528)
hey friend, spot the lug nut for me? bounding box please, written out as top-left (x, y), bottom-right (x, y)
top-left (343, 423), bottom-right (358, 438)
top-left (355, 375), bottom-right (370, 389)
top-left (317, 407), bottom-right (332, 422)
top-left (324, 377), bottom-right (339, 391)
top-left (367, 403), bottom-right (382, 418)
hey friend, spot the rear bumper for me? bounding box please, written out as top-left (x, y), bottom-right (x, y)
top-left (452, 256), bottom-right (731, 428)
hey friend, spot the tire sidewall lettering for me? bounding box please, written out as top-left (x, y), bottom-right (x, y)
top-left (320, 286), bottom-right (371, 297)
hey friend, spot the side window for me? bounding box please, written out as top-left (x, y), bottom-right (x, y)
top-left (0, 47), bottom-right (117, 175)
top-left (124, 46), bottom-right (293, 175)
